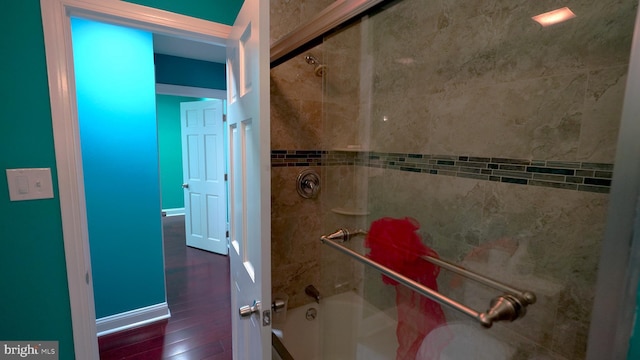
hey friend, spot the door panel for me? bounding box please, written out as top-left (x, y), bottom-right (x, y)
top-left (187, 135), bottom-right (200, 178)
top-left (181, 99), bottom-right (227, 255)
top-left (227, 0), bottom-right (270, 357)
top-left (189, 193), bottom-right (202, 236)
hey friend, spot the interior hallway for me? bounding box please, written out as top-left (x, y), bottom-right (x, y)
top-left (98, 215), bottom-right (232, 359)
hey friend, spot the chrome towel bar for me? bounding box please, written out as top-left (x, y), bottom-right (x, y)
top-left (320, 230), bottom-right (537, 328)
top-left (421, 254), bottom-right (536, 305)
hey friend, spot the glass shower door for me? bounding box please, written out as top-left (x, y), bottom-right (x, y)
top-left (318, 0), bottom-right (637, 359)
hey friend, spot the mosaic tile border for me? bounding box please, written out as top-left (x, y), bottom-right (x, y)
top-left (271, 150), bottom-right (613, 194)
top-left (271, 150), bottom-right (325, 167)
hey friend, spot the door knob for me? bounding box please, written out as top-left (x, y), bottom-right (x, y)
top-left (239, 300), bottom-right (261, 318)
top-left (182, 183), bottom-right (189, 189)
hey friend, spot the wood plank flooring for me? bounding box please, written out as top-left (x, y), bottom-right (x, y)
top-left (98, 215), bottom-right (232, 359)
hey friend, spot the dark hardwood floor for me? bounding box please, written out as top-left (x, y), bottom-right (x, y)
top-left (98, 215), bottom-right (232, 359)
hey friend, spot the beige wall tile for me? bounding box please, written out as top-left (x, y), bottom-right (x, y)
top-left (578, 66), bottom-right (628, 162)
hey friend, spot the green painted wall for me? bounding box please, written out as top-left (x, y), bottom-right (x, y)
top-left (0, 2), bottom-right (75, 359)
top-left (157, 95), bottom-right (201, 210)
top-left (126, 0), bottom-right (244, 26)
top-left (0, 2), bottom-right (241, 359)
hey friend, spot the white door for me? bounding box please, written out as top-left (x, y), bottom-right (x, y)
top-left (181, 99), bottom-right (228, 255)
top-left (226, 0), bottom-right (271, 357)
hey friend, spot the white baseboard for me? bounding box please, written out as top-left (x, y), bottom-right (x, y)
top-left (96, 302), bottom-right (171, 337)
top-left (163, 208), bottom-right (185, 217)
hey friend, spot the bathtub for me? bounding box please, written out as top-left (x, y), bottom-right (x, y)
top-left (272, 291), bottom-right (398, 360)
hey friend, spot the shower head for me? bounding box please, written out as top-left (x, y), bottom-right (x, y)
top-left (305, 54), bottom-right (321, 65)
top-left (305, 54), bottom-right (326, 77)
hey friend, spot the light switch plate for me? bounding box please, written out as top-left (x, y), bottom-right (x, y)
top-left (6, 168), bottom-right (54, 201)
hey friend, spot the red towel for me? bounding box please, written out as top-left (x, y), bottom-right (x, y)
top-left (365, 217), bottom-right (449, 360)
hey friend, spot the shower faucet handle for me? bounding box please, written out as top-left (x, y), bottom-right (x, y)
top-left (296, 169), bottom-right (320, 199)
top-left (303, 179), bottom-right (315, 190)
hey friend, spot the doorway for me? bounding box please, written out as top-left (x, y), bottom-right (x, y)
top-left (97, 215), bottom-right (232, 358)
top-left (71, 14), bottom-right (230, 338)
top-left (40, 1), bottom-right (233, 357)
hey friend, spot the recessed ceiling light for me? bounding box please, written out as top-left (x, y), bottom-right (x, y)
top-left (532, 7), bottom-right (576, 27)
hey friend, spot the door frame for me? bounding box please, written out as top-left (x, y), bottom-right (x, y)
top-left (40, 0), bottom-right (232, 358)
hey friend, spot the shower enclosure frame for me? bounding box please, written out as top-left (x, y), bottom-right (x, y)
top-left (587, 2), bottom-right (640, 358)
top-left (270, 0), bottom-right (384, 66)
top-left (270, 0), bottom-right (640, 358)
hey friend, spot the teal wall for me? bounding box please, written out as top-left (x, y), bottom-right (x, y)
top-left (157, 95), bottom-right (201, 210)
top-left (155, 54), bottom-right (226, 90)
top-left (126, 0), bottom-right (243, 26)
top-left (0, 2), bottom-right (75, 359)
top-left (72, 18), bottom-right (166, 318)
top-left (0, 2), bottom-right (240, 358)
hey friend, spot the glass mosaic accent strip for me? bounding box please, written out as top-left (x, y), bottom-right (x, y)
top-left (271, 150), bottom-right (613, 193)
top-left (270, 150), bottom-right (326, 167)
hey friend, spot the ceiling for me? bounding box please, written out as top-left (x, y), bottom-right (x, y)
top-left (153, 34), bottom-right (226, 63)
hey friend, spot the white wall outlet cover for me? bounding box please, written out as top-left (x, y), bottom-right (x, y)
top-left (6, 168), bottom-right (55, 201)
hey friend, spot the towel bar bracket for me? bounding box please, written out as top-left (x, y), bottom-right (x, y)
top-left (479, 294), bottom-right (527, 327)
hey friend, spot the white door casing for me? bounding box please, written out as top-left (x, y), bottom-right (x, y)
top-left (227, 0), bottom-right (271, 357)
top-left (181, 100), bottom-right (228, 255)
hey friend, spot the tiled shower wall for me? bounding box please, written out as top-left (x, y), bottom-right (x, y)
top-left (271, 0), bottom-right (637, 358)
top-left (270, 0), bottom-right (335, 309)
